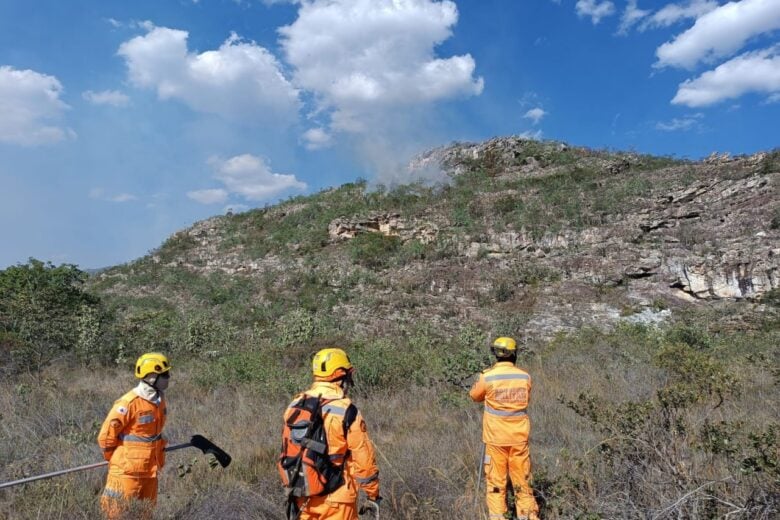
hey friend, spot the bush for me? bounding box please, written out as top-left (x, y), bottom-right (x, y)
top-left (543, 329), bottom-right (778, 519)
top-left (348, 232), bottom-right (401, 269)
top-left (0, 259), bottom-right (103, 371)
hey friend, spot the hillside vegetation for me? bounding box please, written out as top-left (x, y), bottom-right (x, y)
top-left (1, 137), bottom-right (779, 519)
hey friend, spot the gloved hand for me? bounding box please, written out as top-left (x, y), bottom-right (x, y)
top-left (206, 452), bottom-right (219, 469)
top-left (359, 496), bottom-right (382, 515)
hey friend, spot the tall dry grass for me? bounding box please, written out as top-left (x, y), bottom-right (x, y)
top-left (1, 320), bottom-right (778, 519)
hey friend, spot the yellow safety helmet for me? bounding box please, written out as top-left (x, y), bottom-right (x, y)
top-left (135, 352), bottom-right (172, 379)
top-left (312, 348), bottom-right (353, 381)
top-left (491, 337), bottom-right (517, 358)
top-left (492, 337), bottom-right (517, 351)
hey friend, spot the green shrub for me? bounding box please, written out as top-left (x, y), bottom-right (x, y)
top-left (762, 288), bottom-right (780, 307)
top-left (348, 232), bottom-right (401, 269)
top-left (771, 209), bottom-right (780, 230)
top-left (0, 259), bottom-right (103, 371)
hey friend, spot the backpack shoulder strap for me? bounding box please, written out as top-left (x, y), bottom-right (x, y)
top-left (343, 403), bottom-right (358, 435)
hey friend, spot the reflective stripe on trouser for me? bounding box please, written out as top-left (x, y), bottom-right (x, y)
top-left (100, 474), bottom-right (158, 520)
top-left (484, 443), bottom-right (538, 518)
top-left (295, 496), bottom-right (358, 520)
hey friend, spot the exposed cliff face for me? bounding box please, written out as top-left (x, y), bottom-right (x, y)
top-left (94, 137), bottom-right (779, 340)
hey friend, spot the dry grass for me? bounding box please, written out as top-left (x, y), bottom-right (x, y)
top-left (1, 318), bottom-right (778, 519)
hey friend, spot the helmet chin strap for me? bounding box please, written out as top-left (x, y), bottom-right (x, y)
top-left (143, 374), bottom-right (161, 392)
top-left (341, 371), bottom-right (354, 394)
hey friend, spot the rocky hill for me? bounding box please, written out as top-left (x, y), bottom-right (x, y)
top-left (4, 137), bottom-right (779, 520)
top-left (90, 137), bottom-right (780, 342)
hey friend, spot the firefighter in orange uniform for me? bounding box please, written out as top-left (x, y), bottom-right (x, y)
top-left (470, 337), bottom-right (539, 520)
top-left (97, 353), bottom-right (171, 519)
top-left (284, 347), bottom-right (381, 520)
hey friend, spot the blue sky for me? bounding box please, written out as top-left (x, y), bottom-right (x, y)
top-left (1, 0), bottom-right (778, 269)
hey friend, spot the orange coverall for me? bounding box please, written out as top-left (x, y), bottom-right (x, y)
top-left (470, 361), bottom-right (539, 520)
top-left (97, 384), bottom-right (167, 519)
top-left (287, 381), bottom-right (380, 520)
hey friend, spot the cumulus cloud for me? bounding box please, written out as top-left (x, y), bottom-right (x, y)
top-left (83, 89), bottom-right (130, 107)
top-left (672, 46), bottom-right (780, 106)
top-left (279, 0), bottom-right (483, 134)
top-left (639, 0), bottom-right (718, 31)
top-left (618, 0), bottom-right (650, 35)
top-left (576, 0), bottom-right (616, 24)
top-left (117, 25), bottom-right (300, 123)
top-left (302, 127), bottom-right (333, 150)
top-left (0, 66), bottom-right (73, 145)
top-left (656, 0), bottom-right (780, 69)
top-left (655, 113), bottom-right (703, 131)
top-left (523, 107), bottom-right (547, 124)
top-left (201, 154), bottom-right (307, 202)
top-left (187, 188), bottom-right (228, 204)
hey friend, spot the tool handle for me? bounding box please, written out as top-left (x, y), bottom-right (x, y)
top-left (164, 442), bottom-right (192, 452)
top-left (0, 461), bottom-right (108, 490)
top-left (474, 442), bottom-right (485, 510)
top-left (0, 442), bottom-right (193, 490)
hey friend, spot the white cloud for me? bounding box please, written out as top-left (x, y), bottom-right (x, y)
top-left (672, 46), bottom-right (780, 106)
top-left (576, 0), bottom-right (616, 24)
top-left (618, 0), bottom-right (650, 35)
top-left (655, 113), bottom-right (703, 131)
top-left (523, 107), bottom-right (547, 124)
top-left (656, 0), bottom-right (780, 69)
top-left (106, 18), bottom-right (123, 28)
top-left (302, 127), bottom-right (333, 150)
top-left (208, 154), bottom-right (307, 201)
top-left (118, 25), bottom-right (300, 123)
top-left (83, 89), bottom-right (130, 107)
top-left (767, 92), bottom-right (780, 103)
top-left (0, 66), bottom-right (73, 145)
top-left (639, 1), bottom-right (718, 31)
top-left (89, 188), bottom-right (137, 202)
top-left (279, 0), bottom-right (483, 135)
top-left (187, 188), bottom-right (229, 204)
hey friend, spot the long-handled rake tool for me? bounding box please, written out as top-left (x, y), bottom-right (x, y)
top-left (0, 434), bottom-right (231, 490)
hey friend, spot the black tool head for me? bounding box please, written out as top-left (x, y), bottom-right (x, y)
top-left (190, 434), bottom-right (232, 468)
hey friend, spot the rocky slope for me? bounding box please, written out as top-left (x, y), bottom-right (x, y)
top-left (92, 137), bottom-right (780, 341)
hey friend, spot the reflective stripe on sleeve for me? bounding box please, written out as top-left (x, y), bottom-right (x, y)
top-left (355, 472), bottom-right (379, 484)
top-left (119, 433), bottom-right (163, 443)
top-left (322, 405), bottom-right (346, 416)
top-left (484, 404), bottom-right (527, 417)
top-left (484, 373), bottom-right (529, 382)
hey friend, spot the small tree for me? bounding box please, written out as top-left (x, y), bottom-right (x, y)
top-left (0, 259), bottom-right (101, 371)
